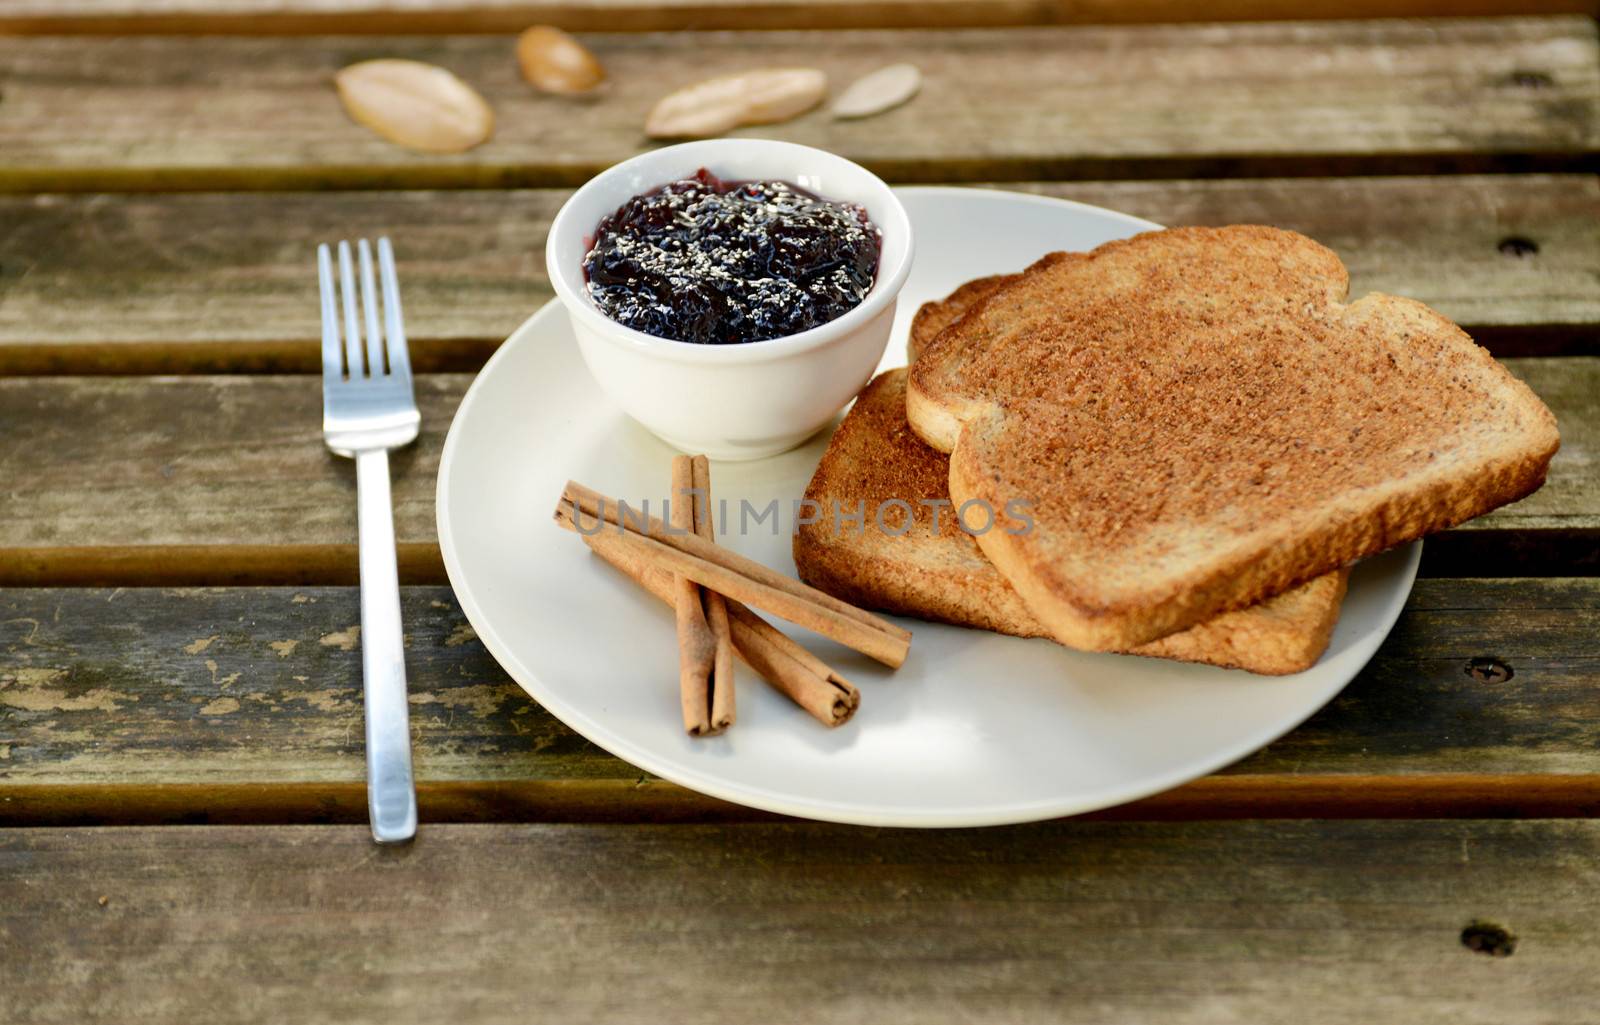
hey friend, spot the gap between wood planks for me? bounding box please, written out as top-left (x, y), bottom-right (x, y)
top-left (2, 0), bottom-right (1597, 36)
top-left (0, 537), bottom-right (1597, 586)
top-left (11, 155), bottom-right (1600, 195)
top-left (3, 775), bottom-right (1599, 828)
top-left (0, 326), bottom-right (1588, 378)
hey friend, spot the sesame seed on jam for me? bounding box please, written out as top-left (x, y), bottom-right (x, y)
top-left (582, 168), bottom-right (882, 345)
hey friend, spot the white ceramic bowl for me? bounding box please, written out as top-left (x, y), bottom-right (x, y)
top-left (545, 140), bottom-right (914, 460)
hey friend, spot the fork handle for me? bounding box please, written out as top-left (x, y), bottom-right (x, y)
top-left (355, 447), bottom-right (417, 844)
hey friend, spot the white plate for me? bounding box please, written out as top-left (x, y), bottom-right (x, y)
top-left (437, 186), bottom-right (1419, 827)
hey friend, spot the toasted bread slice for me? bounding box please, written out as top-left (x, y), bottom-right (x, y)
top-left (795, 369), bottom-right (1350, 675)
top-left (907, 274), bottom-right (1020, 364)
top-left (908, 226), bottom-right (1559, 651)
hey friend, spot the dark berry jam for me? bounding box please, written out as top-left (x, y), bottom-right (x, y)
top-left (582, 168), bottom-right (882, 345)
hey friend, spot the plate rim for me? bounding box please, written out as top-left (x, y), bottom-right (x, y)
top-left (437, 185), bottom-right (1420, 827)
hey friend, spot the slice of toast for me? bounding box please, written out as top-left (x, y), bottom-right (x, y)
top-left (907, 226), bottom-right (1559, 651)
top-left (795, 368), bottom-right (1350, 675)
top-left (908, 274), bottom-right (1020, 364)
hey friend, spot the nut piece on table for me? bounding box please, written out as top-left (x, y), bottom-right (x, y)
top-left (335, 58), bottom-right (494, 154)
top-left (646, 68), bottom-right (827, 139)
top-left (517, 26), bottom-right (606, 95)
top-left (832, 63), bottom-right (922, 120)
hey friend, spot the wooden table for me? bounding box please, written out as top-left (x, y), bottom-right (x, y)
top-left (2, 4), bottom-right (1598, 1021)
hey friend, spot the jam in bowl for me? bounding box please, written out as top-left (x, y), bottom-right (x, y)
top-left (583, 169), bottom-right (882, 346)
top-left (545, 140), bottom-right (914, 461)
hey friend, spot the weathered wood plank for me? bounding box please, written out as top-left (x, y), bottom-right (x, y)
top-left (0, 189), bottom-right (560, 374)
top-left (3, 580), bottom-right (1598, 825)
top-left (1448, 359), bottom-right (1599, 546)
top-left (2, 820), bottom-right (1597, 1024)
top-left (0, 375), bottom-right (460, 585)
top-left (2, 176), bottom-right (1594, 374)
top-left (3, 0), bottom-right (1595, 35)
top-left (1, 20), bottom-right (1596, 191)
top-left (0, 363), bottom-right (1590, 586)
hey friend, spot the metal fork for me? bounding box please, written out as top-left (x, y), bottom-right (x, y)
top-left (318, 237), bottom-right (419, 844)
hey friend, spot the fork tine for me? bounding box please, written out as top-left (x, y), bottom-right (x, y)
top-left (357, 239), bottom-right (385, 378)
top-left (377, 237), bottom-right (412, 383)
top-left (337, 240), bottom-right (365, 377)
top-left (317, 243), bottom-right (343, 383)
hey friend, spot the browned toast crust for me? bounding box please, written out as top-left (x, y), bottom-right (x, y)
top-left (907, 274), bottom-right (1020, 364)
top-left (795, 369), bottom-right (1349, 675)
top-left (907, 226), bottom-right (1559, 651)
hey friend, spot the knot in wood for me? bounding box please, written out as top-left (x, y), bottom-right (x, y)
top-left (1461, 921), bottom-right (1517, 957)
top-left (1465, 657), bottom-right (1513, 683)
top-left (1507, 70), bottom-right (1554, 89)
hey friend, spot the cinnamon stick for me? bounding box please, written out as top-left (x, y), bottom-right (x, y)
top-left (722, 602), bottom-right (859, 727)
top-left (580, 523), bottom-right (859, 727)
top-left (556, 480), bottom-right (911, 668)
top-left (690, 455), bottom-right (737, 731)
top-left (670, 456), bottom-right (726, 736)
